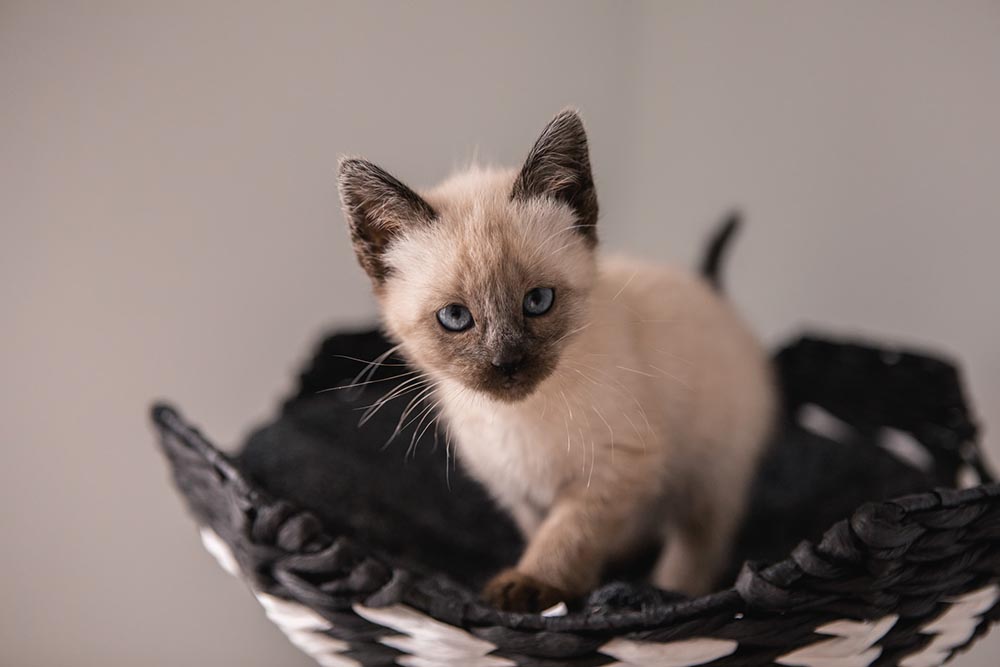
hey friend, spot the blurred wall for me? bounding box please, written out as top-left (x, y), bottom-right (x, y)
top-left (2, 2), bottom-right (998, 665)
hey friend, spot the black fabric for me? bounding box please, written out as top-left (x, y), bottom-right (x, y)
top-left (239, 329), bottom-right (946, 598)
top-left (153, 328), bottom-right (1000, 665)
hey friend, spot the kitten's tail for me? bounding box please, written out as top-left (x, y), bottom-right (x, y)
top-left (700, 210), bottom-right (742, 292)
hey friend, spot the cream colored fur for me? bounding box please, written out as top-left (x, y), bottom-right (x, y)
top-left (374, 166), bottom-right (776, 598)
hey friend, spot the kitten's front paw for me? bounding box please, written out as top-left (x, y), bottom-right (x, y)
top-left (482, 568), bottom-right (569, 613)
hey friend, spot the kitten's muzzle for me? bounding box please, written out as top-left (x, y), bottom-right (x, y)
top-left (491, 349), bottom-right (525, 378)
top-left (476, 352), bottom-right (554, 402)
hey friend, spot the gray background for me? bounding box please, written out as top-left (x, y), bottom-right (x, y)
top-left (3, 1), bottom-right (998, 665)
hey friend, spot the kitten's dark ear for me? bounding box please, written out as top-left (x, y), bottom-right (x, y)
top-left (338, 158), bottom-right (437, 284)
top-left (512, 109), bottom-right (598, 245)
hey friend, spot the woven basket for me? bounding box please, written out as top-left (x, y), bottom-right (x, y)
top-left (153, 330), bottom-right (999, 667)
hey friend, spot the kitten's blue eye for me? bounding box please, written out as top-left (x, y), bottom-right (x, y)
top-left (437, 304), bottom-right (474, 332)
top-left (523, 287), bottom-right (555, 316)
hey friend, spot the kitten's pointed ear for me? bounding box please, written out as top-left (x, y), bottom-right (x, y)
top-left (338, 158), bottom-right (437, 284)
top-left (512, 109), bottom-right (598, 244)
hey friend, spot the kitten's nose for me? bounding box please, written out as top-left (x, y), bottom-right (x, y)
top-left (491, 350), bottom-right (524, 376)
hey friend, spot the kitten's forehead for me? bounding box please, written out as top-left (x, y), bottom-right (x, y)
top-left (383, 166), bottom-right (589, 300)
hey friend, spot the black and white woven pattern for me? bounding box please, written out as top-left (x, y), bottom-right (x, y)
top-left (153, 332), bottom-right (999, 667)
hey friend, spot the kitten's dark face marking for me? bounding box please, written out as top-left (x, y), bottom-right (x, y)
top-left (423, 260), bottom-right (575, 402)
top-left (338, 109), bottom-right (598, 402)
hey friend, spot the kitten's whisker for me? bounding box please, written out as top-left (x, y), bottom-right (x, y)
top-left (346, 343), bottom-right (405, 389)
top-left (331, 353), bottom-right (410, 367)
top-left (558, 389), bottom-right (574, 421)
top-left (363, 372), bottom-right (428, 404)
top-left (548, 367), bottom-right (574, 454)
top-left (559, 371), bottom-right (603, 484)
top-left (357, 384), bottom-right (427, 426)
top-left (439, 386), bottom-right (465, 490)
top-left (615, 365), bottom-right (658, 378)
top-left (537, 223), bottom-right (582, 249)
top-left (357, 342), bottom-right (404, 370)
top-left (410, 398), bottom-right (442, 452)
top-left (611, 269), bottom-right (639, 301)
top-left (400, 397), bottom-right (441, 456)
top-left (563, 411), bottom-right (572, 452)
top-left (570, 361), bottom-right (656, 437)
top-left (355, 378), bottom-right (426, 418)
top-left (320, 369), bottom-right (420, 393)
top-left (570, 389), bottom-right (597, 486)
top-left (622, 411), bottom-right (647, 453)
top-left (611, 301), bottom-right (646, 322)
top-left (553, 371), bottom-right (586, 473)
top-left (587, 427), bottom-right (596, 487)
top-left (571, 364), bottom-right (633, 402)
top-left (648, 363), bottom-right (691, 389)
top-left (444, 424), bottom-right (453, 490)
top-left (653, 348), bottom-right (694, 366)
top-left (568, 376), bottom-right (604, 484)
top-left (389, 382), bottom-right (439, 442)
top-left (553, 321), bottom-right (592, 345)
top-left (591, 405), bottom-right (615, 464)
top-left (385, 384), bottom-right (438, 445)
top-left (544, 239), bottom-right (579, 260)
top-left (398, 384), bottom-right (438, 425)
top-left (358, 375), bottom-right (430, 425)
top-left (361, 344), bottom-right (405, 385)
top-left (577, 362), bottom-right (690, 446)
top-left (401, 382), bottom-right (435, 419)
top-left (410, 400), bottom-right (444, 458)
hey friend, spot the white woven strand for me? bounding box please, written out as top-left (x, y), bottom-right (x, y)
top-left (199, 529), bottom-right (360, 667)
top-left (354, 603), bottom-right (515, 666)
top-left (900, 584), bottom-right (1000, 667)
top-left (599, 636), bottom-right (738, 666)
top-left (396, 656), bottom-right (520, 667)
top-left (199, 527), bottom-right (240, 576)
top-left (776, 614), bottom-right (898, 667)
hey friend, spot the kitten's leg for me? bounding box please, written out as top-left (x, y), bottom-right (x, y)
top-left (652, 494), bottom-right (743, 596)
top-left (508, 502), bottom-right (542, 538)
top-left (483, 485), bottom-right (649, 611)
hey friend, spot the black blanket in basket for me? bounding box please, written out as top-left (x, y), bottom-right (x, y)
top-left (238, 330), bottom-right (951, 597)
top-left (154, 328), bottom-right (999, 666)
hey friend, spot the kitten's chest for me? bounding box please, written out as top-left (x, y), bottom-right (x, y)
top-left (446, 402), bottom-right (572, 508)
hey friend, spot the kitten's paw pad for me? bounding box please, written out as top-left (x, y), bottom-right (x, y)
top-left (482, 569), bottom-right (568, 613)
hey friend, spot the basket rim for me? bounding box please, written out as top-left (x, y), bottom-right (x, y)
top-left (151, 399), bottom-right (1000, 635)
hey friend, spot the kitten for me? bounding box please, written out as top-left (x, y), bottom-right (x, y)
top-left (337, 110), bottom-right (776, 612)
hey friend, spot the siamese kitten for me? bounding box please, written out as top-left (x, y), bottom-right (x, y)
top-left (337, 110), bottom-right (776, 612)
